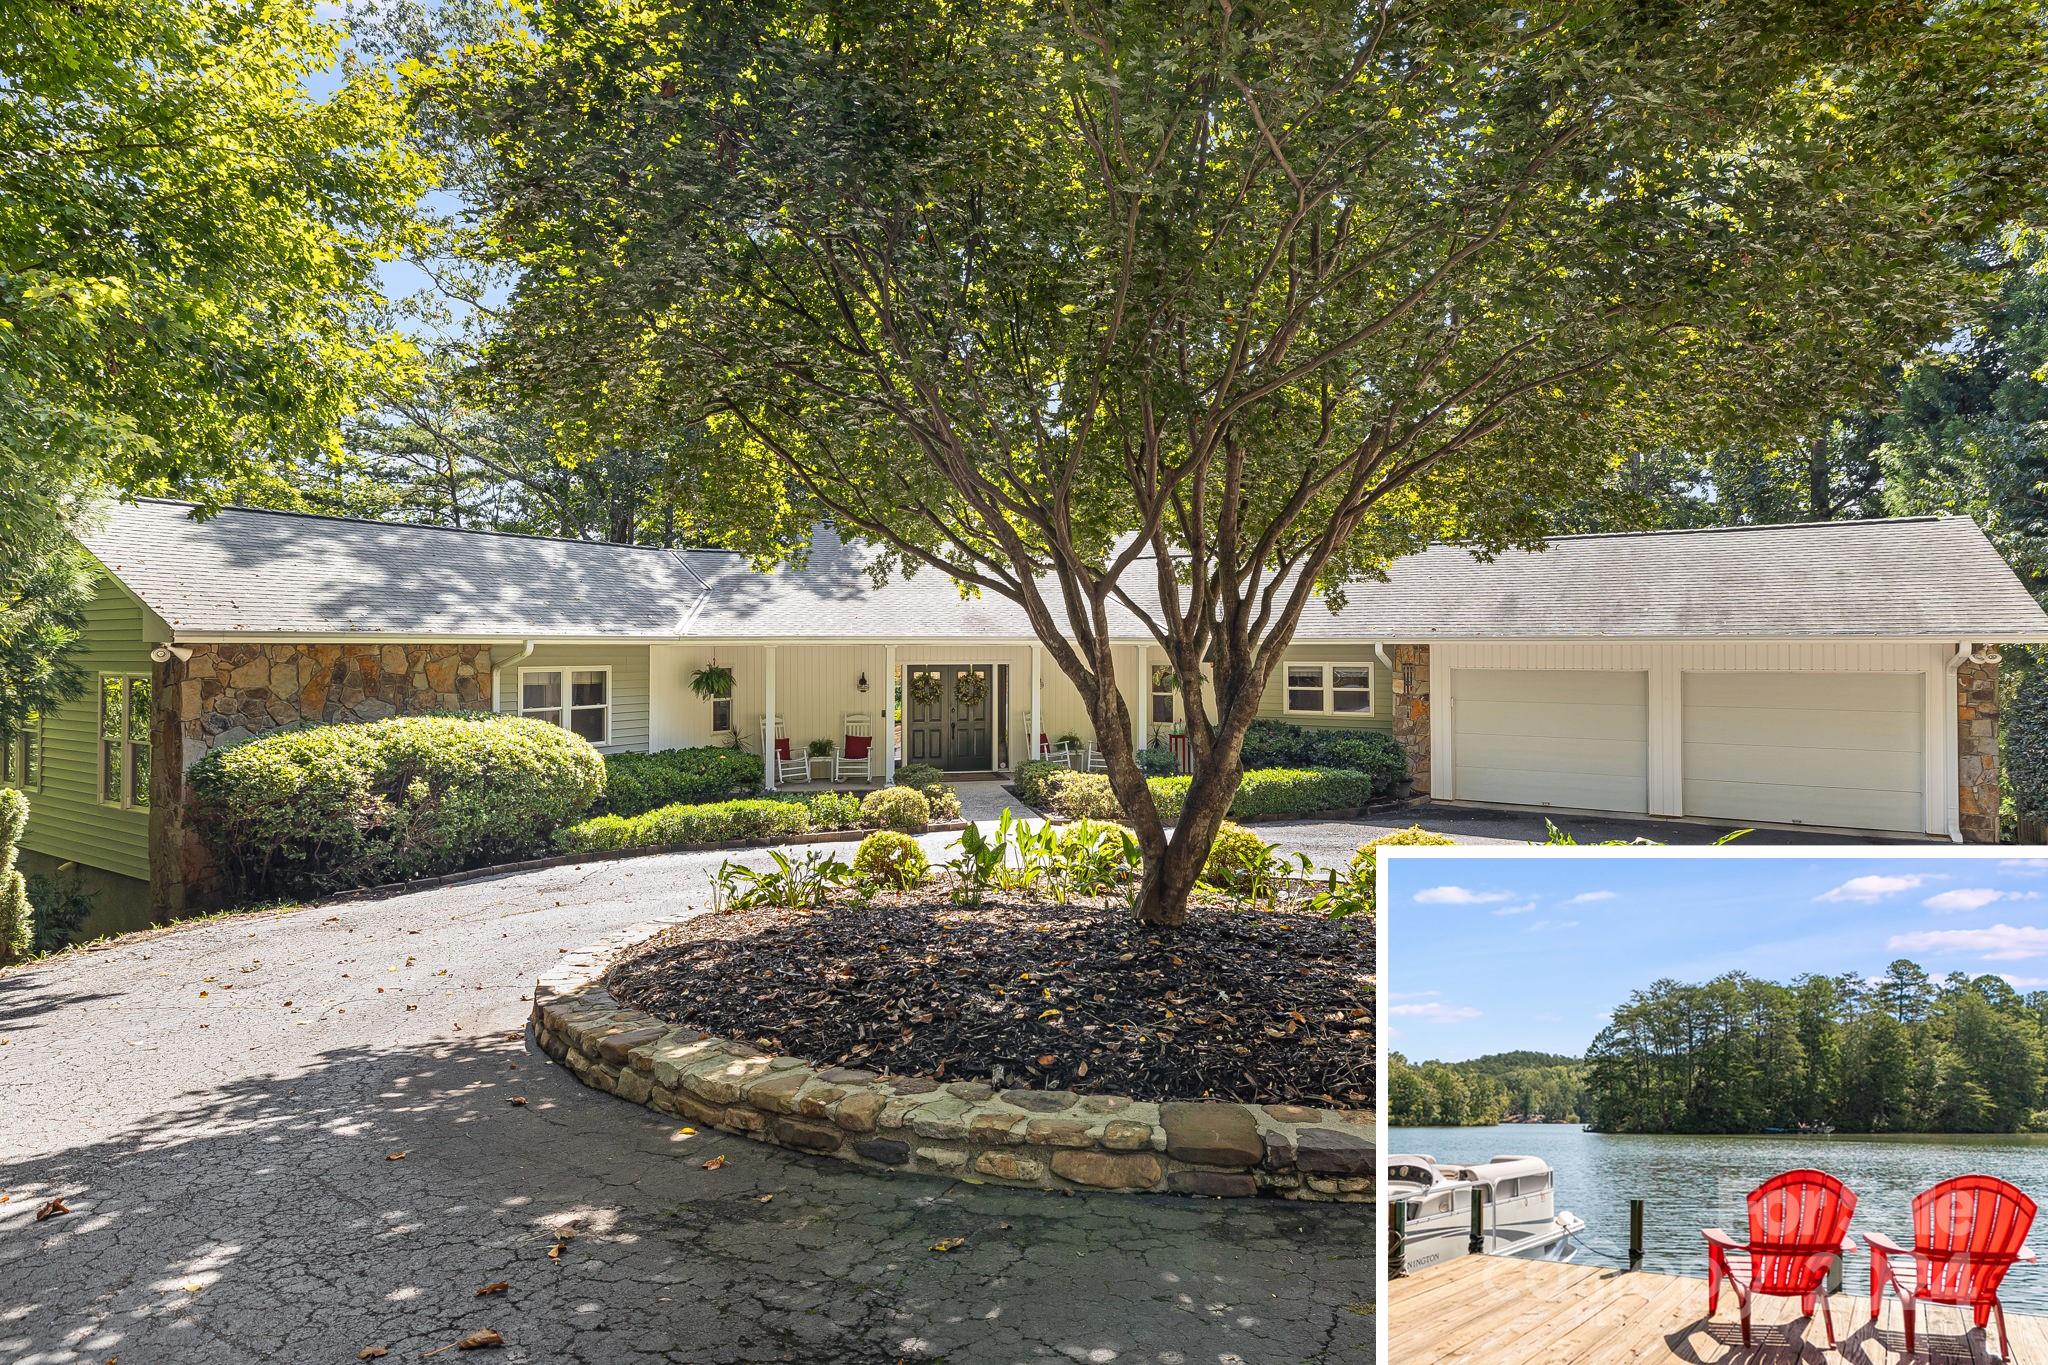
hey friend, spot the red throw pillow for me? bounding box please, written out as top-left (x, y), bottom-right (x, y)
top-left (775, 738), bottom-right (791, 761)
top-left (844, 735), bottom-right (871, 760)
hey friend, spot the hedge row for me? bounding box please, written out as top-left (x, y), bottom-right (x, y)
top-left (598, 747), bottom-right (762, 817)
top-left (1017, 761), bottom-right (1382, 823)
top-left (558, 783), bottom-right (961, 854)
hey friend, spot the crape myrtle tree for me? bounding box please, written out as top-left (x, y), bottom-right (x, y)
top-left (430, 0), bottom-right (2048, 927)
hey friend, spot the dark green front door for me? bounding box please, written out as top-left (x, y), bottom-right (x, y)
top-left (904, 665), bottom-right (992, 770)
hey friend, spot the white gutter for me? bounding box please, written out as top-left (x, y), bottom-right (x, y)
top-left (1946, 640), bottom-right (1971, 843)
top-left (1373, 641), bottom-right (1393, 672)
top-left (499, 639), bottom-right (538, 712)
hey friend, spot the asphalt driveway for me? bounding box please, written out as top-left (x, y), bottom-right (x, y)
top-left (0, 836), bottom-right (1371, 1365)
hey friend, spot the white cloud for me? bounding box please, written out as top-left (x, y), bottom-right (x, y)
top-left (1889, 925), bottom-right (2048, 962)
top-left (1390, 990), bottom-right (1441, 1001)
top-left (2001, 975), bottom-right (2048, 990)
top-left (1388, 1001), bottom-right (1482, 1023)
top-left (1414, 886), bottom-right (1514, 905)
top-left (2002, 860), bottom-right (2048, 871)
top-left (1527, 919), bottom-right (1580, 933)
top-left (1565, 890), bottom-right (1617, 905)
top-left (1490, 902), bottom-right (1539, 917)
top-left (1925, 888), bottom-right (2041, 914)
top-left (1816, 874), bottom-right (1942, 903)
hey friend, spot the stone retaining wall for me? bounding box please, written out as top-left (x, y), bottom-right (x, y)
top-left (533, 922), bottom-right (1371, 1203)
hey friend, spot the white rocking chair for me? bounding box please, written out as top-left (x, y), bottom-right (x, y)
top-left (1085, 744), bottom-right (1110, 772)
top-left (1037, 733), bottom-right (1078, 768)
top-left (765, 716), bottom-right (808, 785)
top-left (836, 714), bottom-right (874, 784)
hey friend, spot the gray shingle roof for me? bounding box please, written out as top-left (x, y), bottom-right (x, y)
top-left (1287, 514), bottom-right (2048, 640)
top-left (81, 499), bottom-right (2048, 643)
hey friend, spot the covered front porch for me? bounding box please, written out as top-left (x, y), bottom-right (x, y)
top-left (647, 639), bottom-right (1168, 790)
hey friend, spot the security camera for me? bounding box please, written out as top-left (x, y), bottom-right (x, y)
top-left (149, 644), bottom-right (194, 663)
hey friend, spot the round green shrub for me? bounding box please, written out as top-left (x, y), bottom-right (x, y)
top-left (893, 763), bottom-right (944, 790)
top-left (2007, 670), bottom-right (2048, 820)
top-left (560, 798), bottom-right (808, 853)
top-left (190, 713), bottom-right (606, 899)
top-left (802, 790), bottom-right (864, 829)
top-left (923, 785), bottom-right (964, 821)
top-left (860, 785), bottom-right (931, 832)
top-left (1347, 826), bottom-right (1458, 917)
top-left (1201, 821), bottom-right (1275, 888)
top-left (854, 830), bottom-right (930, 889)
top-left (0, 788), bottom-right (31, 965)
top-left (1050, 773), bottom-right (1125, 821)
top-left (1136, 745), bottom-right (1180, 777)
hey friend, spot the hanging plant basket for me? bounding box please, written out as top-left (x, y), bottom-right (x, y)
top-left (954, 668), bottom-right (988, 708)
top-left (689, 663), bottom-right (735, 700)
top-left (908, 671), bottom-right (944, 708)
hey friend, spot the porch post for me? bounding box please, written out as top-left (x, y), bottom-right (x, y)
top-left (763, 644), bottom-right (778, 791)
top-left (883, 644), bottom-right (897, 783)
top-left (1131, 642), bottom-right (1146, 754)
top-left (1030, 644), bottom-right (1043, 764)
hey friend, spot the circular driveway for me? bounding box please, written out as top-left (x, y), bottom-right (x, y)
top-left (0, 837), bottom-right (1371, 1364)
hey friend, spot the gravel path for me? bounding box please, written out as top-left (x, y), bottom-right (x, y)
top-left (0, 835), bottom-right (1371, 1364)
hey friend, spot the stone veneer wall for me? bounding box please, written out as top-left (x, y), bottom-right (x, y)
top-left (533, 922), bottom-right (1371, 1202)
top-left (1389, 644), bottom-right (1430, 796)
top-left (1959, 646), bottom-right (2001, 845)
top-left (151, 642), bottom-right (498, 915)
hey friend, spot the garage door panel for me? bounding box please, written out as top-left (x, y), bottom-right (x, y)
top-left (1682, 778), bottom-right (1923, 834)
top-left (1462, 765), bottom-right (1650, 812)
top-left (1457, 732), bottom-right (1650, 780)
top-left (1456, 696), bottom-right (1651, 744)
top-left (1682, 704), bottom-right (1924, 752)
top-left (1681, 671), bottom-right (1924, 834)
top-left (1452, 668), bottom-right (1648, 814)
top-left (1683, 671), bottom-right (1924, 714)
top-left (1683, 741), bottom-right (1922, 792)
top-left (1454, 668), bottom-right (1648, 707)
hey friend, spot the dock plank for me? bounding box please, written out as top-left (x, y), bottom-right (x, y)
top-left (1390, 1256), bottom-right (2045, 1364)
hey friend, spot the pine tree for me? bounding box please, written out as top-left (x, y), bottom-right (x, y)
top-left (0, 789), bottom-right (32, 965)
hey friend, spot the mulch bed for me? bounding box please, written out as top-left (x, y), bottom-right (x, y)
top-left (605, 889), bottom-right (1372, 1109)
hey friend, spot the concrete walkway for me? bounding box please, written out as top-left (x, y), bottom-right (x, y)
top-left (0, 838), bottom-right (1371, 1364)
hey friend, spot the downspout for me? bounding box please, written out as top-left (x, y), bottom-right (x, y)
top-left (1946, 640), bottom-right (1971, 843)
top-left (1374, 642), bottom-right (1393, 673)
top-left (500, 640), bottom-right (537, 714)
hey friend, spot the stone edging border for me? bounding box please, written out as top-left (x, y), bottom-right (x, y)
top-left (532, 919), bottom-right (1372, 1202)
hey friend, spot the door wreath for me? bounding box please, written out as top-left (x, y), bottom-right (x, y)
top-left (954, 669), bottom-right (988, 708)
top-left (908, 671), bottom-right (944, 707)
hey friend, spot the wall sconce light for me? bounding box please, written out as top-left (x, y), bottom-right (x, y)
top-left (856, 672), bottom-right (870, 693)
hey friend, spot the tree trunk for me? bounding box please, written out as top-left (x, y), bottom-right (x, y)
top-left (1132, 762), bottom-right (1243, 926)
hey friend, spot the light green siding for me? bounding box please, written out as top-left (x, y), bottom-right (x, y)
top-left (493, 643), bottom-right (651, 753)
top-left (1256, 645), bottom-right (1393, 733)
top-left (11, 576), bottom-right (153, 880)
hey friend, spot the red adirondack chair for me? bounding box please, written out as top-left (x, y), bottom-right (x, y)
top-left (1702, 1169), bottom-right (1858, 1347)
top-left (1866, 1174), bottom-right (2038, 1360)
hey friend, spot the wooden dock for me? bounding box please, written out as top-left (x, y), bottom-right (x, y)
top-left (1390, 1255), bottom-right (2048, 1364)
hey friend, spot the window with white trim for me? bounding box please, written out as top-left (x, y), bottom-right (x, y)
top-left (0, 711), bottom-right (41, 791)
top-left (519, 667), bottom-right (611, 744)
top-left (710, 696), bottom-right (733, 735)
top-left (99, 675), bottom-right (151, 808)
top-left (1150, 666), bottom-right (1176, 724)
top-left (1283, 662), bottom-right (1372, 717)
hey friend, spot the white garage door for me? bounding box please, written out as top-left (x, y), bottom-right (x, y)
top-left (1451, 669), bottom-right (1650, 813)
top-left (1682, 672), bottom-right (1925, 833)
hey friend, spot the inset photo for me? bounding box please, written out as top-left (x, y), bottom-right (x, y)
top-left (1382, 848), bottom-right (2048, 1365)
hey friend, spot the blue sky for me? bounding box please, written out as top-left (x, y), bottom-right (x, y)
top-left (1385, 853), bottom-right (2048, 1062)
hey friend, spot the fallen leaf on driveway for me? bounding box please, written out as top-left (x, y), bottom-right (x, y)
top-left (474, 1281), bottom-right (509, 1297)
top-left (507, 1097), bottom-right (526, 1107)
top-left (34, 1198), bottom-right (69, 1221)
top-left (676, 1126), bottom-right (696, 1136)
top-left (757, 1194), bottom-right (774, 1203)
top-left (701, 1155), bottom-right (726, 1170)
top-left (930, 1237), bottom-right (967, 1253)
top-left (385, 1151), bottom-right (407, 1161)
top-left (547, 1234), bottom-right (573, 1262)
top-left (357, 1347), bottom-right (387, 1359)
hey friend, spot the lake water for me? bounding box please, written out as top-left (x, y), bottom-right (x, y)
top-left (1394, 1124), bottom-right (2048, 1313)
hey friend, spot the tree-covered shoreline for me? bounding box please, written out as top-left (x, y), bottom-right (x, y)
top-left (1389, 1050), bottom-right (1591, 1127)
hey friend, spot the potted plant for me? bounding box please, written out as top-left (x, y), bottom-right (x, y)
top-left (806, 736), bottom-right (834, 780)
top-left (689, 662), bottom-right (735, 700)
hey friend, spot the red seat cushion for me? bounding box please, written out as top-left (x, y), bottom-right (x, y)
top-left (844, 735), bottom-right (871, 760)
top-left (775, 738), bottom-right (791, 761)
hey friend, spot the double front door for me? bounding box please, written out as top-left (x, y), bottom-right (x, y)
top-left (905, 665), bottom-right (992, 770)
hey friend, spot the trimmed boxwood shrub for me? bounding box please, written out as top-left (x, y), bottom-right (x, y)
top-left (893, 763), bottom-right (944, 791)
top-left (1037, 766), bottom-right (1376, 823)
top-left (1136, 745), bottom-right (1180, 777)
top-left (190, 713), bottom-right (606, 899)
top-left (797, 790), bottom-right (863, 829)
top-left (860, 785), bottom-right (931, 832)
top-left (1015, 759), bottom-right (1071, 810)
top-left (559, 798), bottom-right (811, 853)
top-left (1240, 720), bottom-right (1406, 795)
top-left (598, 747), bottom-right (762, 817)
top-left (854, 830), bottom-right (930, 889)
